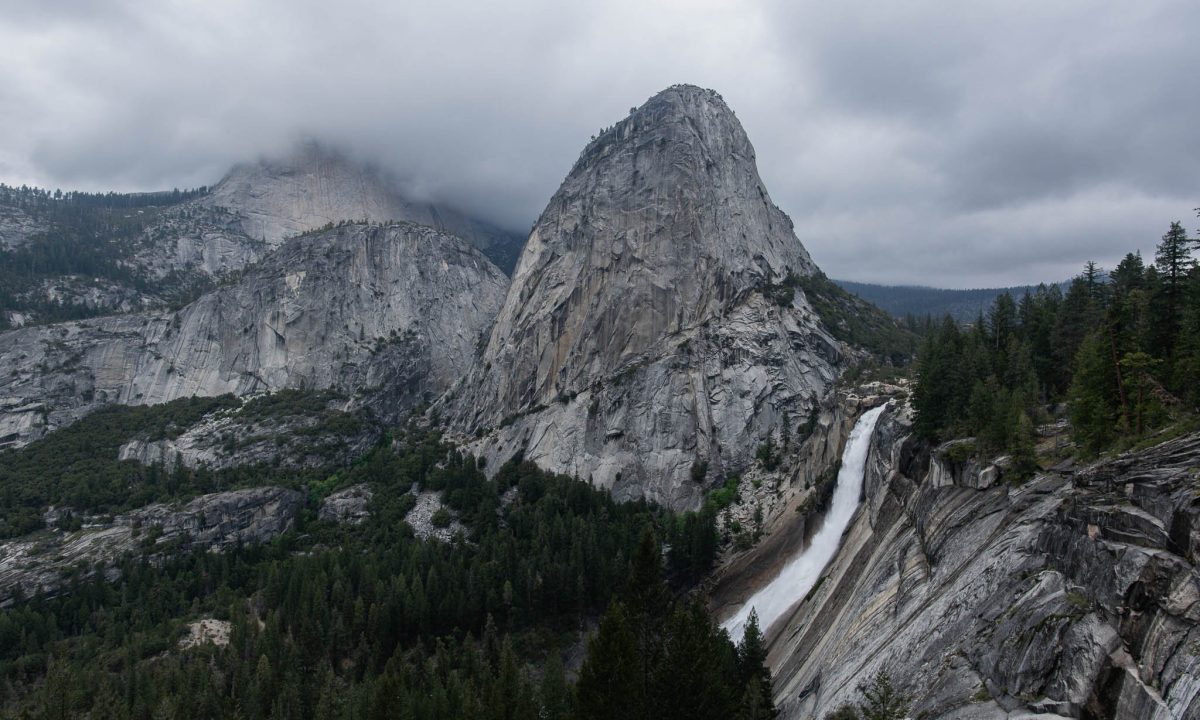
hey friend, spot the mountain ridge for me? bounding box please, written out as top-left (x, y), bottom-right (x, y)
top-left (0, 221), bottom-right (508, 448)
top-left (835, 278), bottom-right (1074, 322)
top-left (0, 144), bottom-right (525, 330)
top-left (443, 84), bottom-right (845, 509)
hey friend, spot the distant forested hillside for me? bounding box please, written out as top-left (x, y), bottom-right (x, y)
top-left (0, 183), bottom-right (217, 327)
top-left (911, 219), bottom-right (1200, 462)
top-left (835, 279), bottom-right (1067, 322)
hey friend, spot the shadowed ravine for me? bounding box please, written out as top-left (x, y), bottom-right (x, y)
top-left (723, 405), bottom-right (887, 644)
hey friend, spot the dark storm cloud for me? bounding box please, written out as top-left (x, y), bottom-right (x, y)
top-left (1, 0), bottom-right (1196, 287)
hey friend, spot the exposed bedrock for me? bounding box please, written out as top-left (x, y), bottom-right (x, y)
top-left (0, 487), bottom-right (302, 606)
top-left (769, 407), bottom-right (1200, 720)
top-left (0, 222), bottom-right (507, 448)
top-left (443, 85), bottom-right (843, 510)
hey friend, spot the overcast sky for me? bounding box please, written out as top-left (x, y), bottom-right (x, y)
top-left (1, 0), bottom-right (1196, 288)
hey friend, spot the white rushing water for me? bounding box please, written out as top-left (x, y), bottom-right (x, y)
top-left (723, 404), bottom-right (887, 644)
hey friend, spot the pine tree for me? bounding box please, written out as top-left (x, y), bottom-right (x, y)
top-left (539, 648), bottom-right (571, 720)
top-left (988, 292), bottom-right (1017, 358)
top-left (1069, 331), bottom-right (1119, 454)
top-left (575, 602), bottom-right (640, 720)
top-left (624, 527), bottom-right (669, 719)
top-left (1083, 261), bottom-right (1104, 299)
top-left (858, 671), bottom-right (909, 720)
top-left (1008, 411), bottom-right (1039, 481)
top-left (1154, 221), bottom-right (1193, 358)
top-left (313, 667), bottom-right (339, 720)
top-left (1054, 276), bottom-right (1102, 392)
top-left (1119, 351), bottom-right (1160, 436)
top-left (251, 654), bottom-right (274, 720)
top-left (652, 602), bottom-right (738, 720)
top-left (1110, 252), bottom-right (1146, 297)
top-left (912, 317), bottom-right (964, 439)
top-left (1174, 263), bottom-right (1200, 408)
top-left (735, 611), bottom-right (776, 719)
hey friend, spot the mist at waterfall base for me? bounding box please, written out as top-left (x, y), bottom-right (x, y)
top-left (723, 405), bottom-right (887, 645)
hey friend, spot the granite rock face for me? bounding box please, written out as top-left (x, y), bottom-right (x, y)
top-left (0, 222), bottom-right (507, 447)
top-left (1, 142), bottom-right (524, 330)
top-left (0, 203), bottom-right (44, 250)
top-left (319, 484), bottom-right (374, 525)
top-left (444, 85), bottom-right (842, 510)
top-left (201, 142), bottom-right (525, 272)
top-left (132, 486), bottom-right (303, 551)
top-left (29, 276), bottom-right (164, 316)
top-left (0, 487), bottom-right (302, 606)
top-left (129, 203), bottom-right (267, 284)
top-left (767, 408), bottom-right (1200, 720)
top-left (117, 398), bottom-right (381, 471)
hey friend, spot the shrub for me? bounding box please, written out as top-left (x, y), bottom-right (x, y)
top-left (941, 440), bottom-right (976, 465)
top-left (824, 705), bottom-right (860, 720)
top-left (708, 476), bottom-right (740, 511)
top-left (858, 671), bottom-right (910, 720)
top-left (430, 507), bottom-right (452, 529)
top-left (756, 437), bottom-right (780, 471)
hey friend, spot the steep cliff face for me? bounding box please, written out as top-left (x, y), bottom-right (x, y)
top-left (0, 222), bottom-right (507, 447)
top-left (709, 387), bottom-right (898, 622)
top-left (768, 408), bottom-right (1200, 720)
top-left (1, 143), bottom-right (525, 330)
top-left (444, 85), bottom-right (841, 509)
top-left (130, 203), bottom-right (267, 284)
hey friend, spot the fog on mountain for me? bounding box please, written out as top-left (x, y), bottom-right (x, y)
top-left (1, 73), bottom-right (1198, 720)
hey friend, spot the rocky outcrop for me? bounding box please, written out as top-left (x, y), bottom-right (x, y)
top-left (118, 397), bottom-right (380, 471)
top-left (0, 203), bottom-right (43, 250)
top-left (444, 85), bottom-right (842, 510)
top-left (405, 489), bottom-right (466, 543)
top-left (133, 486), bottom-right (303, 550)
top-left (180, 618), bottom-right (232, 649)
top-left (129, 203), bottom-right (267, 284)
top-left (0, 487), bottom-right (302, 606)
top-left (767, 407), bottom-right (1200, 720)
top-left (319, 484), bottom-right (373, 525)
top-left (0, 222), bottom-right (507, 447)
top-left (927, 438), bottom-right (1012, 490)
top-left (30, 276), bottom-right (163, 315)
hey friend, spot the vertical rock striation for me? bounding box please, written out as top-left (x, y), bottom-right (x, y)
top-left (444, 85), bottom-right (843, 509)
top-left (769, 407), bottom-right (1200, 720)
top-left (0, 222), bottom-right (508, 447)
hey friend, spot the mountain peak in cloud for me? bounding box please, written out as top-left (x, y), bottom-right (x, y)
top-left (204, 140), bottom-right (526, 272)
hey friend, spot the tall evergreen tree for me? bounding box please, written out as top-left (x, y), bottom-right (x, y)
top-left (539, 648), bottom-right (571, 720)
top-left (652, 602), bottom-right (738, 720)
top-left (1069, 331), bottom-right (1120, 453)
top-left (575, 602), bottom-right (639, 720)
top-left (1154, 221), bottom-right (1193, 358)
top-left (625, 527), bottom-right (669, 719)
top-left (858, 671), bottom-right (910, 720)
top-left (736, 611), bottom-right (776, 719)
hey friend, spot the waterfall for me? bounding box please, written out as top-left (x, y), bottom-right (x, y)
top-left (723, 404), bottom-right (887, 644)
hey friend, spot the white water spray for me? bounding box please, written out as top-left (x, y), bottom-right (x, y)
top-left (723, 404), bottom-right (887, 644)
